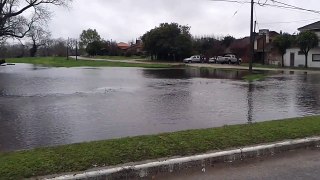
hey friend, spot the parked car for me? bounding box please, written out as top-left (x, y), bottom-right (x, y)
top-left (216, 54), bottom-right (241, 64)
top-left (216, 56), bottom-right (228, 64)
top-left (209, 57), bottom-right (217, 63)
top-left (183, 55), bottom-right (201, 63)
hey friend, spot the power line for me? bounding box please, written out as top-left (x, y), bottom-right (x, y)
top-left (256, 0), bottom-right (320, 14)
top-left (209, 0), bottom-right (320, 72)
top-left (210, 0), bottom-right (320, 15)
top-left (259, 18), bottom-right (320, 25)
top-left (210, 0), bottom-right (250, 4)
top-left (269, 0), bottom-right (320, 14)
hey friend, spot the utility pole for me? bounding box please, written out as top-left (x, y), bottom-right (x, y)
top-left (67, 37), bottom-right (69, 60)
top-left (75, 40), bottom-right (78, 61)
top-left (262, 33), bottom-right (265, 65)
top-left (249, 0), bottom-right (254, 73)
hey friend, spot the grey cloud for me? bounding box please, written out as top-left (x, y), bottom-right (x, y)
top-left (48, 0), bottom-right (320, 42)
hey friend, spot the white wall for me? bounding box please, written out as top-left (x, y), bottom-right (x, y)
top-left (284, 47), bottom-right (320, 68)
top-left (316, 32), bottom-right (320, 47)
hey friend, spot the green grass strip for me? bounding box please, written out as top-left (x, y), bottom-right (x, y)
top-left (240, 63), bottom-right (280, 69)
top-left (5, 57), bottom-right (175, 68)
top-left (242, 73), bottom-right (267, 81)
top-left (93, 55), bottom-right (144, 60)
top-left (1, 116), bottom-right (320, 179)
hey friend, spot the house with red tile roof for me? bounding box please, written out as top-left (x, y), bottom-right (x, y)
top-left (117, 42), bottom-right (130, 50)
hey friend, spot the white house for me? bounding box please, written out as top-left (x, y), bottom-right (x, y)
top-left (284, 21), bottom-right (320, 68)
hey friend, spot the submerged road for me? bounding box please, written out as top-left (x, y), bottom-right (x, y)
top-left (157, 148), bottom-right (320, 180)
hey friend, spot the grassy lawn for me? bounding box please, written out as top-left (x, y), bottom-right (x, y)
top-left (1, 116), bottom-right (320, 179)
top-left (93, 55), bottom-right (145, 60)
top-left (5, 57), bottom-right (176, 68)
top-left (243, 73), bottom-right (267, 81)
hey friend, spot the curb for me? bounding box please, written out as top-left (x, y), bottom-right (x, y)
top-left (44, 136), bottom-right (320, 180)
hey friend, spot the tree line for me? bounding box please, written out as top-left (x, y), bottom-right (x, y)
top-left (77, 25), bottom-right (245, 61)
top-left (142, 22), bottom-right (319, 67)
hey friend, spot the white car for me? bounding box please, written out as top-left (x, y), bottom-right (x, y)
top-left (216, 56), bottom-right (228, 64)
top-left (216, 54), bottom-right (241, 64)
top-left (209, 57), bottom-right (217, 63)
top-left (225, 54), bottom-right (240, 64)
top-left (183, 55), bottom-right (201, 63)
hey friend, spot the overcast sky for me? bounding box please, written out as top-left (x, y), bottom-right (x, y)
top-left (48, 0), bottom-right (320, 42)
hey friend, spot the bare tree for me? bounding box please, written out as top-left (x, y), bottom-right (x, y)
top-left (67, 38), bottom-right (77, 56)
top-left (27, 25), bottom-right (51, 56)
top-left (40, 37), bottom-right (54, 56)
top-left (52, 37), bottom-right (66, 56)
top-left (0, 39), bottom-right (7, 59)
top-left (0, 0), bottom-right (72, 39)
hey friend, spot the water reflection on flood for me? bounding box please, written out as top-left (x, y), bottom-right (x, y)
top-left (0, 64), bottom-right (320, 151)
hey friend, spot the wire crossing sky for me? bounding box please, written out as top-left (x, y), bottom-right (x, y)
top-left (48, 0), bottom-right (320, 42)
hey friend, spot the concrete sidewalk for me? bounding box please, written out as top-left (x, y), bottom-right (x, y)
top-left (159, 148), bottom-right (320, 180)
top-left (44, 137), bottom-right (320, 180)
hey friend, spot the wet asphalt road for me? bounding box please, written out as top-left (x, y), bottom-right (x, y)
top-left (158, 148), bottom-right (320, 180)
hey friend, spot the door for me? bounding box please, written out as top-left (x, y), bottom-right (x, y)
top-left (290, 53), bottom-right (295, 67)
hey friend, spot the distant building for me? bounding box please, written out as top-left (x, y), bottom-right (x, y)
top-left (254, 29), bottom-right (282, 65)
top-left (116, 40), bottom-right (144, 56)
top-left (284, 21), bottom-right (320, 68)
top-left (127, 40), bottom-right (144, 55)
top-left (117, 42), bottom-right (130, 50)
top-left (228, 37), bottom-right (251, 63)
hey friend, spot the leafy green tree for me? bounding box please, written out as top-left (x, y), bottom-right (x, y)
top-left (141, 23), bottom-right (192, 61)
top-left (273, 33), bottom-right (293, 67)
top-left (296, 31), bottom-right (319, 68)
top-left (193, 37), bottom-right (215, 56)
top-left (79, 29), bottom-right (102, 52)
top-left (222, 35), bottom-right (236, 48)
top-left (86, 41), bottom-right (103, 56)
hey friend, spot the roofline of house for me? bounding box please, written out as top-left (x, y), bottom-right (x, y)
top-left (298, 21), bottom-right (320, 31)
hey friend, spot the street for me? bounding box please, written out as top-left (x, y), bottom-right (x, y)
top-left (157, 148), bottom-right (320, 180)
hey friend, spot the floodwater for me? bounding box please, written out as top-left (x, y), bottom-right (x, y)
top-left (0, 64), bottom-right (320, 152)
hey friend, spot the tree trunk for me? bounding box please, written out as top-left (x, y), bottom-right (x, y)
top-left (30, 44), bottom-right (37, 57)
top-left (305, 54), bottom-right (308, 68)
top-left (281, 54), bottom-right (284, 68)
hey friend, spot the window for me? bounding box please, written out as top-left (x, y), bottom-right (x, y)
top-left (312, 54), bottom-right (320, 62)
top-left (298, 51), bottom-right (304, 55)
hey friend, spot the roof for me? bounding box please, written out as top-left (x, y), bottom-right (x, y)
top-left (227, 37), bottom-right (249, 48)
top-left (117, 42), bottom-right (130, 50)
top-left (269, 31), bottom-right (280, 37)
top-left (117, 42), bottom-right (129, 47)
top-left (298, 21), bottom-right (320, 31)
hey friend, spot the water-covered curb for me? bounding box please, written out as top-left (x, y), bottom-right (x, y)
top-left (44, 136), bottom-right (320, 180)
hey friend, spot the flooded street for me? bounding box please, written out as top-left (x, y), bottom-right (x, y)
top-left (0, 64), bottom-right (320, 151)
